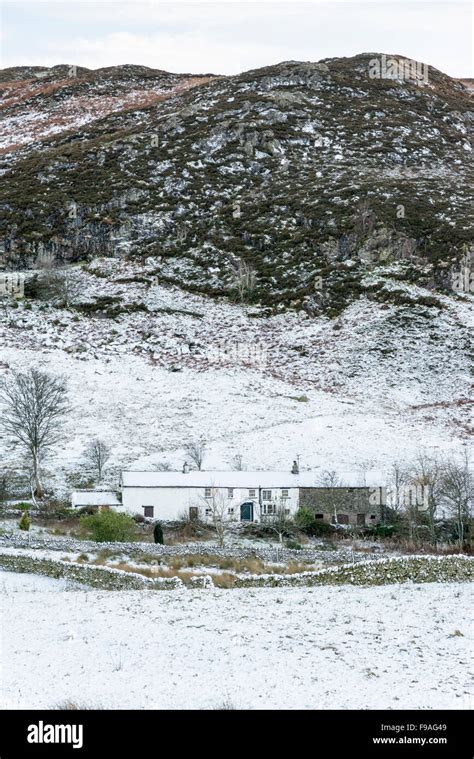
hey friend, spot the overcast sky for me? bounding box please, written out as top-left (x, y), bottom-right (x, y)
top-left (0, 1), bottom-right (472, 78)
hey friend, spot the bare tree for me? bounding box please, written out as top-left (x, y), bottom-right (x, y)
top-left (37, 264), bottom-right (81, 308)
top-left (383, 461), bottom-right (411, 524)
top-left (231, 260), bottom-right (257, 303)
top-left (84, 438), bottom-right (111, 483)
top-left (440, 450), bottom-right (472, 551)
top-left (185, 438), bottom-right (207, 471)
top-left (200, 488), bottom-right (229, 547)
top-left (50, 268), bottom-right (82, 308)
top-left (386, 462), bottom-right (409, 516)
top-left (263, 497), bottom-right (293, 544)
top-left (155, 461), bottom-right (172, 471)
top-left (229, 453), bottom-right (245, 471)
top-left (356, 459), bottom-right (375, 486)
top-left (317, 470), bottom-right (346, 524)
top-left (410, 454), bottom-right (443, 545)
top-left (0, 291), bottom-right (16, 324)
top-left (0, 370), bottom-right (70, 498)
top-left (355, 199), bottom-right (376, 237)
top-left (0, 469), bottom-right (11, 503)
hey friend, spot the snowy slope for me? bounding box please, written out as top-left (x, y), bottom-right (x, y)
top-left (0, 262), bottom-right (471, 494)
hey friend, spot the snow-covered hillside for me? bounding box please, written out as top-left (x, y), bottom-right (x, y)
top-left (0, 260), bottom-right (471, 494)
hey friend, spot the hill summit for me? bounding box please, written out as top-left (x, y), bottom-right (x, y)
top-left (0, 53), bottom-right (472, 315)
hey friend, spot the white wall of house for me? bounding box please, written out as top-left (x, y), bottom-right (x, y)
top-left (121, 485), bottom-right (299, 522)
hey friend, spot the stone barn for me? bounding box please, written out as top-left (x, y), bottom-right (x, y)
top-left (299, 485), bottom-right (384, 526)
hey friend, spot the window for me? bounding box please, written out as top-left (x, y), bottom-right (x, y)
top-left (189, 507), bottom-right (199, 521)
top-left (143, 506), bottom-right (154, 518)
top-left (227, 488), bottom-right (234, 499)
top-left (315, 514), bottom-right (324, 520)
top-left (282, 489), bottom-right (289, 499)
top-left (370, 514), bottom-right (376, 520)
top-left (228, 507), bottom-right (234, 515)
top-left (205, 507), bottom-right (212, 516)
top-left (204, 487), bottom-right (212, 498)
top-left (262, 490), bottom-right (272, 501)
top-left (249, 489), bottom-right (256, 498)
top-left (357, 513), bottom-right (366, 526)
top-left (262, 503), bottom-right (276, 515)
top-left (332, 514), bottom-right (349, 524)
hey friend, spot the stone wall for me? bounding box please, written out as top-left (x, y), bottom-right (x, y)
top-left (0, 532), bottom-right (368, 565)
top-left (0, 551), bottom-right (184, 590)
top-left (234, 555), bottom-right (473, 588)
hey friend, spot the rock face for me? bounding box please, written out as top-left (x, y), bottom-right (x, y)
top-left (0, 54), bottom-right (472, 314)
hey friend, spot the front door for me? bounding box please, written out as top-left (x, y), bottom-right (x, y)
top-left (240, 502), bottom-right (254, 521)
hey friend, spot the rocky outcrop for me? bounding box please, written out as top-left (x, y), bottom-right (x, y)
top-left (0, 54), bottom-right (472, 314)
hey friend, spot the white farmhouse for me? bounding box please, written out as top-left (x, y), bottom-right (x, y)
top-left (120, 462), bottom-right (311, 522)
top-left (70, 464), bottom-right (386, 525)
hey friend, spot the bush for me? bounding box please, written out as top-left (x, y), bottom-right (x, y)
top-left (80, 510), bottom-right (136, 543)
top-left (19, 511), bottom-right (31, 531)
top-left (77, 506), bottom-right (98, 516)
top-left (366, 524), bottom-right (396, 539)
top-left (295, 506), bottom-right (333, 536)
top-left (285, 539), bottom-right (302, 550)
top-left (295, 506), bottom-right (316, 532)
top-left (309, 520), bottom-right (333, 537)
top-left (153, 522), bottom-right (164, 544)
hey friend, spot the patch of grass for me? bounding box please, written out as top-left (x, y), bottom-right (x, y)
top-left (113, 562), bottom-right (155, 578)
top-left (213, 698), bottom-right (237, 710)
top-left (93, 549), bottom-right (122, 563)
top-left (211, 573), bottom-right (236, 588)
top-left (54, 700), bottom-right (102, 710)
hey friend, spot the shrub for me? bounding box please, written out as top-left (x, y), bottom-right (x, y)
top-left (19, 511), bottom-right (31, 531)
top-left (366, 524), bottom-right (396, 539)
top-left (295, 506), bottom-right (333, 536)
top-left (153, 522), bottom-right (164, 544)
top-left (285, 539), bottom-right (302, 550)
top-left (309, 520), bottom-right (333, 536)
top-left (77, 506), bottom-right (98, 516)
top-left (295, 506), bottom-right (315, 532)
top-left (80, 510), bottom-right (136, 543)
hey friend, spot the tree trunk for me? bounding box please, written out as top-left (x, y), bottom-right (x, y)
top-left (32, 451), bottom-right (43, 498)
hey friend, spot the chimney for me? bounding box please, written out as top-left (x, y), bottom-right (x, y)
top-left (291, 460), bottom-right (299, 475)
top-left (183, 461), bottom-right (189, 474)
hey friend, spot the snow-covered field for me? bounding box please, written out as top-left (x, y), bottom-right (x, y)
top-left (0, 570), bottom-right (84, 592)
top-left (1, 573), bottom-right (471, 710)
